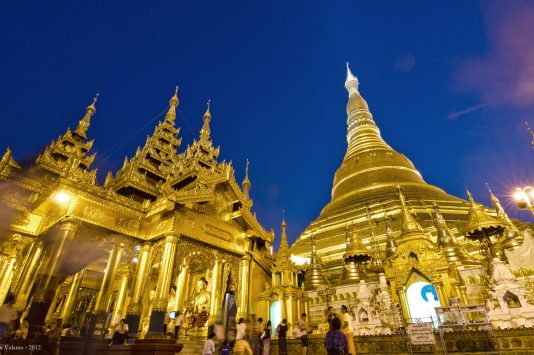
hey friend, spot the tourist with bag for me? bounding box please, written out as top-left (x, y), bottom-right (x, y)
top-left (276, 319), bottom-right (288, 355)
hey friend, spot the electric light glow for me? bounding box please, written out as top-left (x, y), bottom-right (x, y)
top-left (54, 191), bottom-right (70, 204)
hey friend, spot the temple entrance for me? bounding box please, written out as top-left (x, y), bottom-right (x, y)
top-left (270, 299), bottom-right (281, 335)
top-left (406, 281), bottom-right (441, 324)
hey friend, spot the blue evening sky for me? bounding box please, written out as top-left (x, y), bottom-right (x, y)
top-left (1, 1), bottom-right (533, 246)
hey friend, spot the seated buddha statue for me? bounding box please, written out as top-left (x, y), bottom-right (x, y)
top-left (183, 277), bottom-right (211, 328)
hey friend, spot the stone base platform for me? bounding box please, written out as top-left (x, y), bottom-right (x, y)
top-left (58, 337), bottom-right (183, 355)
top-left (268, 328), bottom-right (534, 354)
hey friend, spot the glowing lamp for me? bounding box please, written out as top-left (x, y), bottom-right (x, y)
top-left (54, 191), bottom-right (70, 204)
top-left (132, 257), bottom-right (139, 264)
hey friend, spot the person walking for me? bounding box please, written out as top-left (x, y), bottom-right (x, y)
top-left (276, 319), bottom-right (288, 355)
top-left (299, 313), bottom-right (308, 355)
top-left (262, 320), bottom-right (271, 355)
top-left (325, 317), bottom-right (348, 355)
top-left (236, 318), bottom-right (247, 340)
top-left (252, 317), bottom-right (263, 355)
top-left (341, 305), bottom-right (355, 355)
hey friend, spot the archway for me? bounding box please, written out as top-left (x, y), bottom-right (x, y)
top-left (270, 298), bottom-right (281, 335)
top-left (406, 281), bottom-right (441, 323)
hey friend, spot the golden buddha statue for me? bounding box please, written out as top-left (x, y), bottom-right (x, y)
top-left (183, 277), bottom-right (211, 329)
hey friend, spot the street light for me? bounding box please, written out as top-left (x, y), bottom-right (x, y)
top-left (513, 186), bottom-right (534, 216)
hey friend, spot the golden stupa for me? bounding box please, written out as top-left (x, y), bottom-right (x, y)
top-left (290, 64), bottom-right (527, 310)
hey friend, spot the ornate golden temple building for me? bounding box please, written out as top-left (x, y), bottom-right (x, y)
top-left (1, 66), bottom-right (534, 351)
top-left (0, 88), bottom-right (276, 337)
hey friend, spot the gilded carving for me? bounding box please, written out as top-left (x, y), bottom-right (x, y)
top-left (82, 206), bottom-right (104, 220)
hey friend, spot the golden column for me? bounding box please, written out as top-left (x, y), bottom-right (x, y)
top-left (397, 286), bottom-right (410, 322)
top-left (435, 281), bottom-right (448, 307)
top-left (60, 269), bottom-right (85, 322)
top-left (91, 242), bottom-right (123, 337)
top-left (237, 254), bottom-right (251, 319)
top-left (0, 254), bottom-right (17, 304)
top-left (147, 233), bottom-right (178, 336)
top-left (94, 242), bottom-right (123, 313)
top-left (27, 219), bottom-right (78, 329)
top-left (175, 263), bottom-right (190, 312)
top-left (14, 240), bottom-right (44, 309)
top-left (209, 258), bottom-right (223, 322)
top-left (126, 241), bottom-right (152, 336)
top-left (110, 271), bottom-right (129, 326)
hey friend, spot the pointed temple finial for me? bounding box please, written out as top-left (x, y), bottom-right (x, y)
top-left (242, 159), bottom-right (251, 197)
top-left (463, 189), bottom-right (505, 258)
top-left (278, 213), bottom-right (289, 256)
top-left (165, 86), bottom-right (179, 122)
top-left (397, 185), bottom-right (423, 234)
top-left (485, 183), bottom-right (520, 235)
top-left (75, 94), bottom-right (99, 138)
top-left (466, 189), bottom-right (474, 203)
top-left (87, 93), bottom-right (99, 113)
top-left (345, 62), bottom-right (359, 95)
top-left (204, 99), bottom-right (211, 120)
top-left (432, 202), bottom-right (476, 266)
top-left (200, 99), bottom-right (212, 141)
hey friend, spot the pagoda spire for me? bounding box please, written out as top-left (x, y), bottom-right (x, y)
top-left (343, 63), bottom-right (392, 159)
top-left (432, 202), bottom-right (476, 266)
top-left (74, 94), bottom-right (98, 139)
top-left (200, 99), bottom-right (212, 141)
top-left (164, 86), bottom-right (179, 123)
top-left (486, 184), bottom-right (521, 253)
top-left (463, 190), bottom-right (505, 258)
top-left (305, 232), bottom-right (330, 290)
top-left (486, 184), bottom-right (519, 233)
top-left (279, 212), bottom-right (289, 257)
top-left (329, 64), bottom-right (425, 202)
top-left (396, 185), bottom-right (434, 251)
top-left (242, 159), bottom-right (251, 198)
top-left (338, 224), bottom-right (361, 285)
top-left (398, 186), bottom-right (423, 235)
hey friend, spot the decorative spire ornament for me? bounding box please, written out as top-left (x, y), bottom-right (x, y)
top-left (74, 93), bottom-right (99, 139)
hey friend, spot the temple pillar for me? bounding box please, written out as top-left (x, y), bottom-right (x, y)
top-left (0, 254), bottom-right (17, 304)
top-left (110, 271), bottom-right (129, 327)
top-left (27, 219), bottom-right (78, 330)
top-left (435, 282), bottom-right (448, 307)
top-left (60, 270), bottom-right (84, 323)
top-left (237, 254), bottom-right (251, 319)
top-left (14, 240), bottom-right (44, 309)
top-left (92, 242), bottom-right (123, 336)
top-left (126, 241), bottom-right (152, 336)
top-left (147, 234), bottom-right (178, 337)
top-left (209, 258), bottom-right (222, 322)
top-left (175, 264), bottom-right (190, 313)
top-left (286, 294), bottom-right (294, 325)
top-left (398, 287), bottom-right (410, 323)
